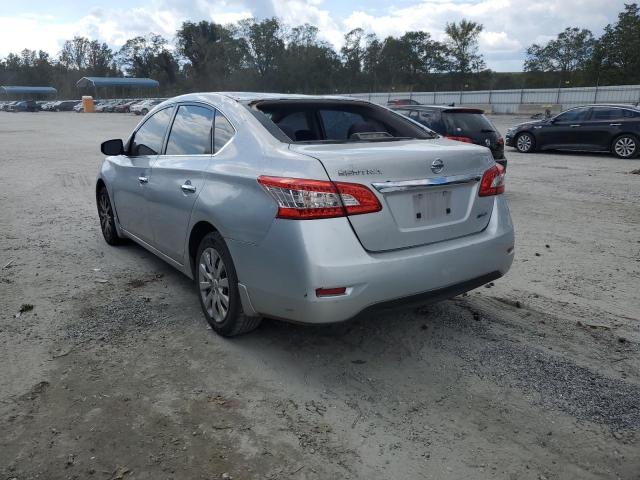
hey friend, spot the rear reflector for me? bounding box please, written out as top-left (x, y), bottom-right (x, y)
top-left (479, 163), bottom-right (506, 197)
top-left (445, 135), bottom-right (474, 143)
top-left (316, 287), bottom-right (347, 297)
top-left (258, 176), bottom-right (382, 220)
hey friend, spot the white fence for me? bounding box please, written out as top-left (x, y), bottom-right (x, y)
top-left (347, 85), bottom-right (640, 113)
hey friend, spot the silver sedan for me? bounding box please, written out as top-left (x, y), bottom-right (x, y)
top-left (96, 93), bottom-right (514, 336)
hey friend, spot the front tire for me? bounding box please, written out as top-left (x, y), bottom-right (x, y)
top-left (97, 186), bottom-right (122, 245)
top-left (196, 232), bottom-right (261, 337)
top-left (515, 132), bottom-right (535, 153)
top-left (612, 134), bottom-right (638, 159)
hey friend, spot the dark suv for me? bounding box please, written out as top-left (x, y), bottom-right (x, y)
top-left (506, 104), bottom-right (640, 158)
top-left (392, 105), bottom-right (505, 164)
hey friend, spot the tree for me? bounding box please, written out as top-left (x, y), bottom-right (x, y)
top-left (341, 28), bottom-right (365, 90)
top-left (525, 27), bottom-right (595, 75)
top-left (237, 17), bottom-right (285, 83)
top-left (591, 3), bottom-right (640, 84)
top-left (282, 23), bottom-right (340, 92)
top-left (86, 40), bottom-right (115, 76)
top-left (59, 36), bottom-right (91, 70)
top-left (444, 20), bottom-right (485, 76)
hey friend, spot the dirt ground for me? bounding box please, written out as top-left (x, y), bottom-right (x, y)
top-left (1, 111), bottom-right (639, 480)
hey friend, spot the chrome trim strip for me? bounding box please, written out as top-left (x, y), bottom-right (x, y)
top-left (371, 173), bottom-right (482, 193)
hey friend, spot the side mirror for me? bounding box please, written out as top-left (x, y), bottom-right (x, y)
top-left (101, 139), bottom-right (124, 156)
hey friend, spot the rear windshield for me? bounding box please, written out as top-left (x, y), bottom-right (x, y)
top-left (442, 112), bottom-right (495, 135)
top-left (251, 100), bottom-right (435, 143)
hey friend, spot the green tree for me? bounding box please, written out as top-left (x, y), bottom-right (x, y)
top-left (444, 20), bottom-right (485, 76)
top-left (525, 27), bottom-right (595, 75)
top-left (237, 17), bottom-right (285, 83)
top-left (591, 3), bottom-right (640, 84)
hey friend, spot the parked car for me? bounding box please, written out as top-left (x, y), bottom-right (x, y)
top-left (131, 99), bottom-right (162, 115)
top-left (114, 100), bottom-right (139, 113)
top-left (54, 100), bottom-right (80, 111)
top-left (387, 98), bottom-right (421, 106)
top-left (1, 101), bottom-right (19, 111)
top-left (506, 104), bottom-right (640, 159)
top-left (96, 93), bottom-right (514, 336)
top-left (392, 105), bottom-right (506, 168)
top-left (9, 100), bottom-right (38, 112)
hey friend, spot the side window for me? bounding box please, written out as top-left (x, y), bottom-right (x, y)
top-left (130, 107), bottom-right (174, 156)
top-left (555, 108), bottom-right (590, 123)
top-left (622, 109), bottom-right (640, 118)
top-left (214, 110), bottom-right (235, 153)
top-left (591, 107), bottom-right (622, 120)
top-left (166, 105), bottom-right (215, 155)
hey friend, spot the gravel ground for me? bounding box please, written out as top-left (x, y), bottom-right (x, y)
top-left (1, 111), bottom-right (639, 480)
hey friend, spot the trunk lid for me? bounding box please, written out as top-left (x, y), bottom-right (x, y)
top-left (290, 139), bottom-right (496, 252)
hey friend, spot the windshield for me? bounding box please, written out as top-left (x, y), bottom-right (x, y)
top-left (251, 100), bottom-right (435, 143)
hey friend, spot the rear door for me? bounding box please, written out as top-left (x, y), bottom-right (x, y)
top-left (582, 107), bottom-right (625, 150)
top-left (291, 138), bottom-right (495, 252)
top-left (146, 103), bottom-right (216, 263)
top-left (110, 106), bottom-right (174, 244)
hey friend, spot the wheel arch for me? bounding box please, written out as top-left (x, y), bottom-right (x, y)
top-left (188, 221), bottom-right (219, 277)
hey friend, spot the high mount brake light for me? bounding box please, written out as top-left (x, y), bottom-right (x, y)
top-left (479, 163), bottom-right (506, 197)
top-left (445, 135), bottom-right (474, 143)
top-left (258, 176), bottom-right (382, 220)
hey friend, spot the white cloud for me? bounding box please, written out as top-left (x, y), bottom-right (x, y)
top-left (0, 0), bottom-right (630, 71)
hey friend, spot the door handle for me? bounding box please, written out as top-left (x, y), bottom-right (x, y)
top-left (181, 180), bottom-right (196, 193)
top-left (138, 176), bottom-right (149, 184)
top-left (569, 124), bottom-right (581, 128)
top-left (610, 123), bottom-right (622, 126)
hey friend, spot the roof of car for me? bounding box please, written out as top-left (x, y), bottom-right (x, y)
top-left (170, 92), bottom-right (364, 104)
top-left (392, 105), bottom-right (485, 114)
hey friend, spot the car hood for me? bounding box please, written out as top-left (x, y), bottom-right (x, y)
top-left (510, 120), bottom-right (547, 130)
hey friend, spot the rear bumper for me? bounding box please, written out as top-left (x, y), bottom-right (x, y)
top-left (228, 195), bottom-right (514, 324)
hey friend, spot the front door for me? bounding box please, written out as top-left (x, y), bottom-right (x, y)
top-left (111, 106), bottom-right (174, 243)
top-left (146, 104), bottom-right (215, 263)
top-left (538, 107), bottom-right (592, 149)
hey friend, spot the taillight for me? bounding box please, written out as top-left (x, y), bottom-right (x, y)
top-left (479, 163), bottom-right (506, 197)
top-left (445, 135), bottom-right (473, 143)
top-left (498, 137), bottom-right (504, 146)
top-left (258, 176), bottom-right (382, 219)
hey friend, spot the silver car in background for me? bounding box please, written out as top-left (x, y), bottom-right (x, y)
top-left (97, 93), bottom-right (514, 336)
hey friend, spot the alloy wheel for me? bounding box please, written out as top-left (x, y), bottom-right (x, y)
top-left (516, 134), bottom-right (532, 153)
top-left (198, 247), bottom-right (230, 323)
top-left (98, 190), bottom-right (114, 239)
top-left (614, 136), bottom-right (636, 158)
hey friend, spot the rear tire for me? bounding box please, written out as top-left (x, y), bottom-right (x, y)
top-left (97, 186), bottom-right (123, 245)
top-left (515, 132), bottom-right (535, 153)
top-left (611, 134), bottom-right (638, 159)
top-left (196, 232), bottom-right (261, 337)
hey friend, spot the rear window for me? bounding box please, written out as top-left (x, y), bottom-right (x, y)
top-left (442, 112), bottom-right (495, 135)
top-left (252, 101), bottom-right (434, 143)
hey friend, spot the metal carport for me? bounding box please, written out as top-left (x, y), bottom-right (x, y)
top-left (0, 86), bottom-right (57, 99)
top-left (76, 77), bottom-right (159, 99)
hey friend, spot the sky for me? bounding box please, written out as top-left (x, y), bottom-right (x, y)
top-left (0, 0), bottom-right (629, 71)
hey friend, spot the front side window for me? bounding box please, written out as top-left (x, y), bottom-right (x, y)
top-left (214, 110), bottom-right (235, 153)
top-left (555, 108), bottom-right (590, 123)
top-left (130, 107), bottom-right (174, 156)
top-left (166, 105), bottom-right (215, 155)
